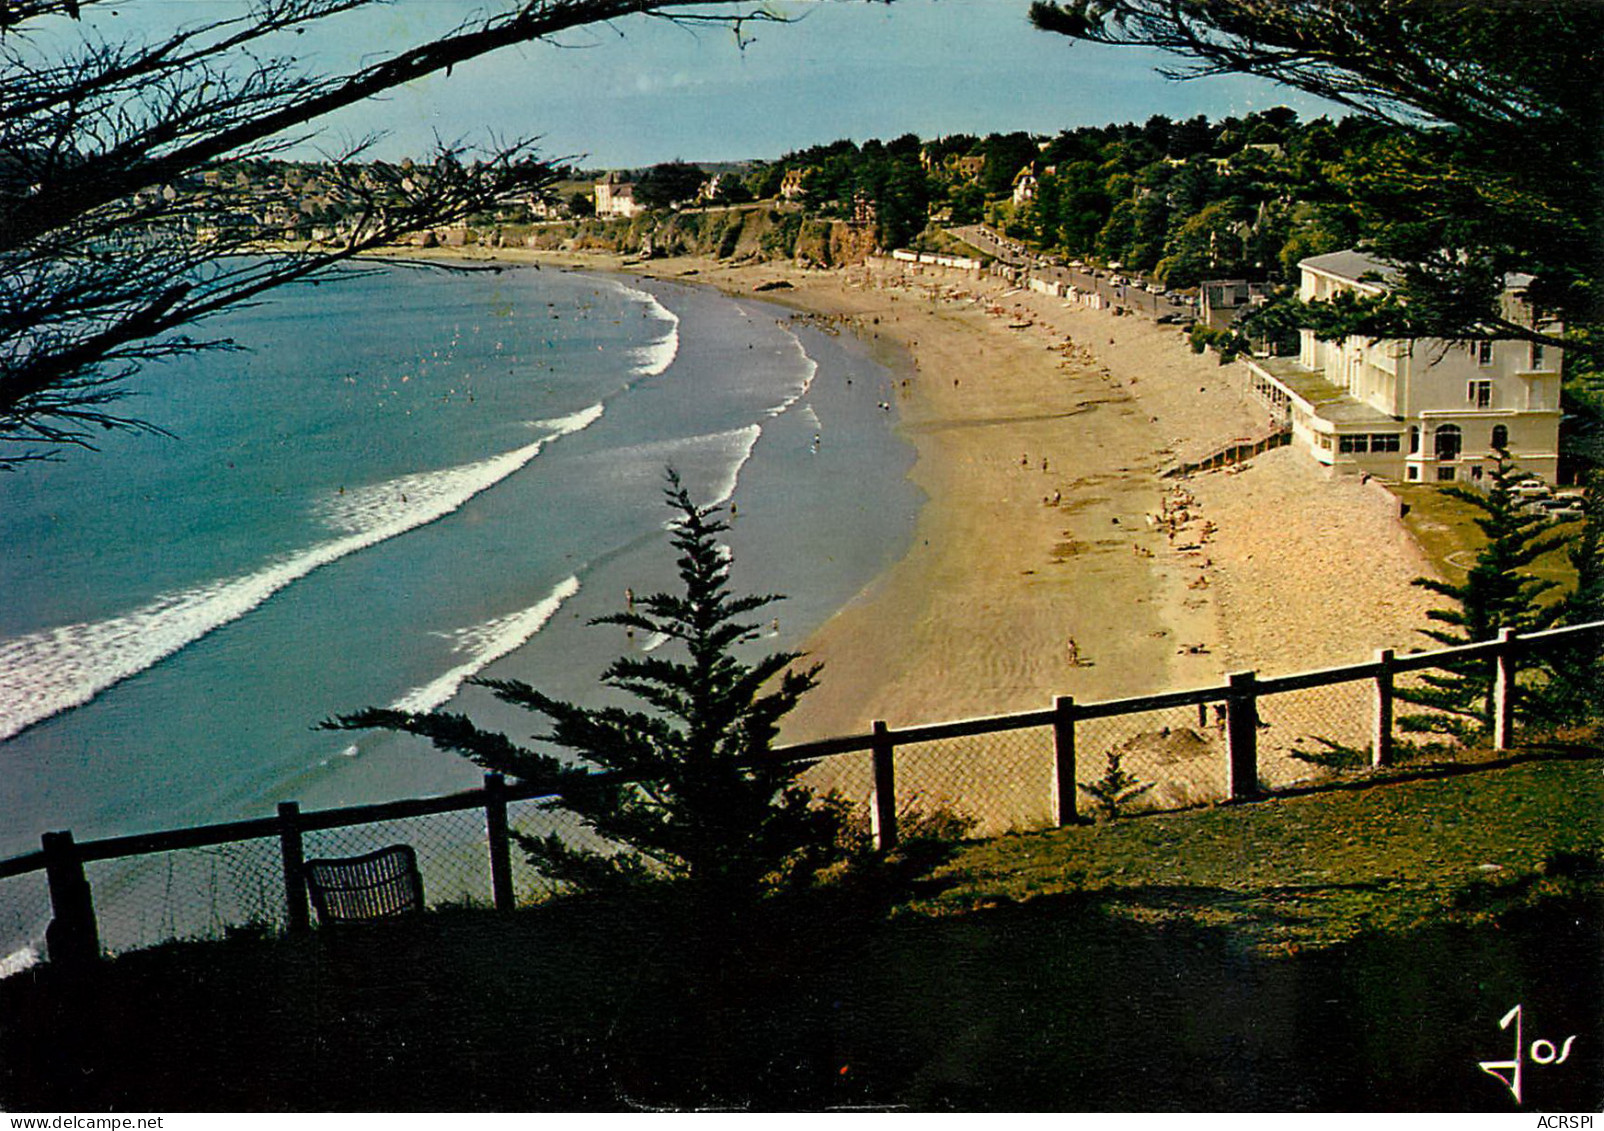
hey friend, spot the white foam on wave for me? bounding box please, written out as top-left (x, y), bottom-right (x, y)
top-left (316, 405), bottom-right (605, 535)
top-left (389, 575), bottom-right (581, 714)
top-left (0, 944), bottom-right (39, 979)
top-left (608, 424), bottom-right (763, 518)
top-left (696, 424), bottom-right (762, 510)
top-left (0, 408), bottom-right (604, 742)
top-left (765, 326), bottom-right (820, 419)
top-left (530, 402), bottom-right (608, 437)
top-left (607, 279), bottom-right (680, 378)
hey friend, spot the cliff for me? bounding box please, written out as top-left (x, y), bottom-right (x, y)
top-left (508, 204), bottom-right (879, 268)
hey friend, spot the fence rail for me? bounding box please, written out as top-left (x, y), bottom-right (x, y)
top-left (3, 619), bottom-right (1600, 971)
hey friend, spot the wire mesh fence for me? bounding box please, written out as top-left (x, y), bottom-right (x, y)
top-left (892, 726), bottom-right (1053, 837)
top-left (0, 868), bottom-right (53, 974)
top-left (504, 795), bottom-right (615, 905)
top-left (303, 807), bottom-right (495, 912)
top-left (84, 836), bottom-right (284, 956)
top-left (1390, 663), bottom-right (1487, 762)
top-left (5, 623), bottom-right (1597, 967)
top-left (800, 747), bottom-right (876, 835)
top-left (1076, 702), bottom-right (1228, 817)
top-left (1256, 678), bottom-right (1376, 789)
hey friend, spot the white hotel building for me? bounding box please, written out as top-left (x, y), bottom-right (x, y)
top-left (1245, 250), bottom-right (1562, 484)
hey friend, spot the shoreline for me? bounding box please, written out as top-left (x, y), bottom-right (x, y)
top-left (388, 245), bottom-right (1442, 754)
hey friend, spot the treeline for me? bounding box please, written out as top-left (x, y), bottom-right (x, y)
top-left (748, 108), bottom-right (1399, 290)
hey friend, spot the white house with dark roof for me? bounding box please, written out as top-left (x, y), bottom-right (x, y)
top-left (1244, 249), bottom-right (1562, 484)
top-left (594, 172), bottom-right (642, 218)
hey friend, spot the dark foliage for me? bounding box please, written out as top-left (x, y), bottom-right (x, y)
top-left (1028, 0), bottom-right (1602, 359)
top-left (1396, 453), bottom-right (1568, 740)
top-left (633, 161), bottom-right (708, 210)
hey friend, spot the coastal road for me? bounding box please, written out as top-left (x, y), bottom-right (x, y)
top-left (952, 224), bottom-right (1192, 323)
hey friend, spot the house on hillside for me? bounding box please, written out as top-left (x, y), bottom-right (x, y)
top-left (594, 172), bottom-right (642, 218)
top-left (779, 168), bottom-right (810, 201)
top-left (1011, 164), bottom-right (1039, 206)
top-left (949, 155), bottom-right (986, 182)
top-left (1244, 249), bottom-right (1563, 483)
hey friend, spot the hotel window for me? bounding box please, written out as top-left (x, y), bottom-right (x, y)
top-left (1339, 434), bottom-right (1369, 454)
top-left (1477, 340), bottom-right (1494, 365)
top-left (1491, 424), bottom-right (1509, 450)
top-left (1468, 380), bottom-right (1492, 408)
top-left (1371, 433), bottom-right (1401, 452)
top-left (1434, 424), bottom-right (1462, 461)
top-left (1409, 426), bottom-right (1420, 454)
top-left (1438, 467), bottom-right (1456, 481)
top-left (1531, 342), bottom-right (1546, 370)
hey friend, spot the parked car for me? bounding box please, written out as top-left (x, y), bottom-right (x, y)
top-left (1510, 480), bottom-right (1552, 501)
top-left (1531, 496), bottom-right (1585, 522)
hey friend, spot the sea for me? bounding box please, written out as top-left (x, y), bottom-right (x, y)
top-left (0, 261), bottom-right (920, 959)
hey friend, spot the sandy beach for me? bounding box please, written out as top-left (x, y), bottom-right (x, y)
top-left (434, 243), bottom-right (1446, 818)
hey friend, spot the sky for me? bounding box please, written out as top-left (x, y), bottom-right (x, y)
top-left (91, 0), bottom-right (1343, 169)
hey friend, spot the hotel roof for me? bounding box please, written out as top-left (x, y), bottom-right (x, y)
top-left (1301, 249), bottom-right (1539, 296)
top-left (1298, 249), bottom-right (1399, 289)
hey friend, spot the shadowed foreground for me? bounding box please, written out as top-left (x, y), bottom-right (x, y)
top-left (5, 752), bottom-right (1603, 1111)
top-left (2, 873), bottom-right (1599, 1111)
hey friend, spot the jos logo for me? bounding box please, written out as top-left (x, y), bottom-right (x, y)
top-left (1478, 1003), bottom-right (1577, 1105)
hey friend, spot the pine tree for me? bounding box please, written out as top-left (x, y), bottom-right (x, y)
top-left (1527, 470), bottom-right (1604, 726)
top-left (327, 472), bottom-right (844, 904)
top-left (1397, 453), bottom-right (1568, 741)
top-left (1077, 749), bottom-right (1154, 820)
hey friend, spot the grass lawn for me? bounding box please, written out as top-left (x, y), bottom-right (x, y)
top-left (2, 741), bottom-right (1600, 1112)
top-left (1391, 482), bottom-right (1582, 590)
top-left (919, 746), bottom-right (1604, 952)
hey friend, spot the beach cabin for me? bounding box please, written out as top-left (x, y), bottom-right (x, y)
top-left (1200, 279), bottom-right (1268, 333)
top-left (1245, 250), bottom-right (1562, 484)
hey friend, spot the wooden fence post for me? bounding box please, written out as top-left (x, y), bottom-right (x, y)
top-left (1372, 648), bottom-right (1395, 768)
top-left (278, 802), bottom-right (309, 934)
top-left (1226, 670), bottom-right (1260, 800)
top-left (870, 720), bottom-right (898, 852)
top-left (41, 831), bottom-right (100, 967)
top-left (1492, 627), bottom-right (1516, 751)
top-left (484, 772), bottom-right (515, 912)
top-left (1053, 696), bottom-right (1079, 826)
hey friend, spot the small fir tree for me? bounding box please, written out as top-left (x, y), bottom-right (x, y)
top-left (1397, 452), bottom-right (1568, 741)
top-left (1077, 749), bottom-right (1154, 819)
top-left (327, 472), bottom-right (843, 904)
